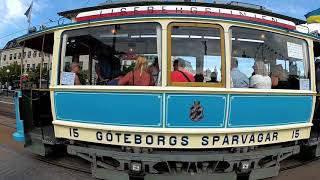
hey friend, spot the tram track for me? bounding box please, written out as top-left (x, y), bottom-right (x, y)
top-left (33, 155), bottom-right (91, 174)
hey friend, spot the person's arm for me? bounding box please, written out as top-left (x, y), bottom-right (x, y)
top-left (74, 74), bottom-right (81, 85)
top-left (118, 72), bottom-right (131, 85)
top-left (95, 64), bottom-right (103, 81)
top-left (249, 76), bottom-right (257, 88)
top-left (271, 76), bottom-right (279, 87)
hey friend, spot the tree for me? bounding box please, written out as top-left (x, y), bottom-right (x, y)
top-left (27, 63), bottom-right (48, 84)
top-left (0, 62), bottom-right (21, 85)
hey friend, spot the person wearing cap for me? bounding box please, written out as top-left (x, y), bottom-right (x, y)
top-left (250, 61), bottom-right (271, 89)
top-left (71, 62), bottom-right (81, 85)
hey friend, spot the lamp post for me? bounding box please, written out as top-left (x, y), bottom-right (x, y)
top-left (6, 69), bottom-right (10, 96)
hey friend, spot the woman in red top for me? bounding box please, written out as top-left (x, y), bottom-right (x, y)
top-left (118, 56), bottom-right (154, 86)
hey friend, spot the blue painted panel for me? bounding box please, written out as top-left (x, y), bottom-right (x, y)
top-left (13, 90), bottom-right (25, 142)
top-left (228, 95), bottom-right (313, 128)
top-left (166, 94), bottom-right (227, 128)
top-left (54, 92), bottom-right (162, 127)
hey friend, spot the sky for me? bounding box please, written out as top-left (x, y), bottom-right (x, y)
top-left (0, 0), bottom-right (320, 48)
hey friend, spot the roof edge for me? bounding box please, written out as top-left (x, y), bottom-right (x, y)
top-left (58, 1), bottom-right (306, 25)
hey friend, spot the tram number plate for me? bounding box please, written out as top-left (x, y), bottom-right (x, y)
top-left (69, 128), bottom-right (79, 138)
top-left (292, 129), bottom-right (300, 139)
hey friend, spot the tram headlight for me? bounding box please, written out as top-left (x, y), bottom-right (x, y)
top-left (130, 161), bottom-right (142, 172)
top-left (239, 161), bottom-right (251, 173)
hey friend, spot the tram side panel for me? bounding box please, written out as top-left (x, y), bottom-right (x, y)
top-left (53, 91), bottom-right (313, 149)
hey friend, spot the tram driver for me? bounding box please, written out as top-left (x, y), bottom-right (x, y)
top-left (94, 44), bottom-right (121, 85)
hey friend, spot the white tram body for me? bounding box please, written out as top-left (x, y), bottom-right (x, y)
top-left (12, 1), bottom-right (320, 179)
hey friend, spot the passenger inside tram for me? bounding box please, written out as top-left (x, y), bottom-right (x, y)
top-left (70, 62), bottom-right (81, 85)
top-left (249, 61), bottom-right (272, 89)
top-left (271, 64), bottom-right (287, 89)
top-left (231, 26), bottom-right (310, 90)
top-left (118, 56), bottom-right (154, 86)
top-left (148, 58), bottom-right (160, 83)
top-left (171, 59), bottom-right (195, 82)
top-left (207, 72), bottom-right (218, 83)
top-left (194, 73), bottom-right (205, 82)
top-left (231, 57), bottom-right (249, 88)
top-left (94, 44), bottom-right (121, 85)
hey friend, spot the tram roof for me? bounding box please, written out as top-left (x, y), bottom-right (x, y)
top-left (58, 1), bottom-right (306, 25)
top-left (16, 0), bottom-right (320, 47)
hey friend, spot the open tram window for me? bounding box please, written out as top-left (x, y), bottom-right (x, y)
top-left (231, 27), bottom-right (310, 90)
top-left (168, 23), bottom-right (225, 87)
top-left (60, 22), bottom-right (161, 86)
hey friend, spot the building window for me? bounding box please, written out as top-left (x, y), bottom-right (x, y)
top-left (3, 55), bottom-right (6, 61)
top-left (9, 54), bottom-right (12, 60)
top-left (39, 52), bottom-right (42, 57)
top-left (44, 63), bottom-right (48, 69)
top-left (28, 51), bottom-right (31, 58)
top-left (230, 26), bottom-right (310, 90)
top-left (18, 53), bottom-right (21, 59)
top-left (23, 52), bottom-right (26, 58)
top-left (33, 51), bottom-right (37, 57)
top-left (14, 53), bottom-right (17, 59)
top-left (32, 64), bottom-right (35, 69)
top-left (168, 23), bottom-right (224, 87)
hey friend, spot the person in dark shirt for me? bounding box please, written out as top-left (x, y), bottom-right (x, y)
top-left (94, 45), bottom-right (120, 85)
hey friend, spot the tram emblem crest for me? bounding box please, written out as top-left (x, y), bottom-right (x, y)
top-left (190, 101), bottom-right (204, 122)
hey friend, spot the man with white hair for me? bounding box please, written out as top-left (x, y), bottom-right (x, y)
top-left (250, 61), bottom-right (271, 89)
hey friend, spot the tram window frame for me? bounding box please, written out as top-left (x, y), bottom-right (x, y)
top-left (230, 26), bottom-right (311, 90)
top-left (59, 22), bottom-right (162, 86)
top-left (167, 23), bottom-right (225, 87)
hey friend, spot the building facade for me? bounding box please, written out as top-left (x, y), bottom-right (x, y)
top-left (0, 40), bottom-right (51, 70)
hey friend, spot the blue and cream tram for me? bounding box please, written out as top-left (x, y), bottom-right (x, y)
top-left (12, 1), bottom-right (320, 179)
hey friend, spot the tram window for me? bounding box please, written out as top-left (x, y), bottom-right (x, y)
top-left (231, 27), bottom-right (310, 90)
top-left (168, 23), bottom-right (224, 87)
top-left (60, 23), bottom-right (161, 86)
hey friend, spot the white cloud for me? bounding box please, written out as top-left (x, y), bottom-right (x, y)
top-left (1, 0), bottom-right (28, 28)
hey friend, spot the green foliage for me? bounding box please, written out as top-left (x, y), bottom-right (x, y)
top-left (27, 64), bottom-right (48, 83)
top-left (79, 70), bottom-right (89, 85)
top-left (0, 62), bottom-right (21, 84)
top-left (123, 63), bottom-right (135, 74)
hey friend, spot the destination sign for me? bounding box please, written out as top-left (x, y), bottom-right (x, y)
top-left (54, 124), bottom-right (310, 148)
top-left (76, 5), bottom-right (296, 30)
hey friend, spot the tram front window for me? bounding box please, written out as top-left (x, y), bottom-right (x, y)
top-left (168, 23), bottom-right (224, 87)
top-left (60, 23), bottom-right (161, 86)
top-left (231, 27), bottom-right (310, 90)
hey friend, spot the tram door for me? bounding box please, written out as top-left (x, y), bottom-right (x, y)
top-left (18, 33), bottom-right (56, 155)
